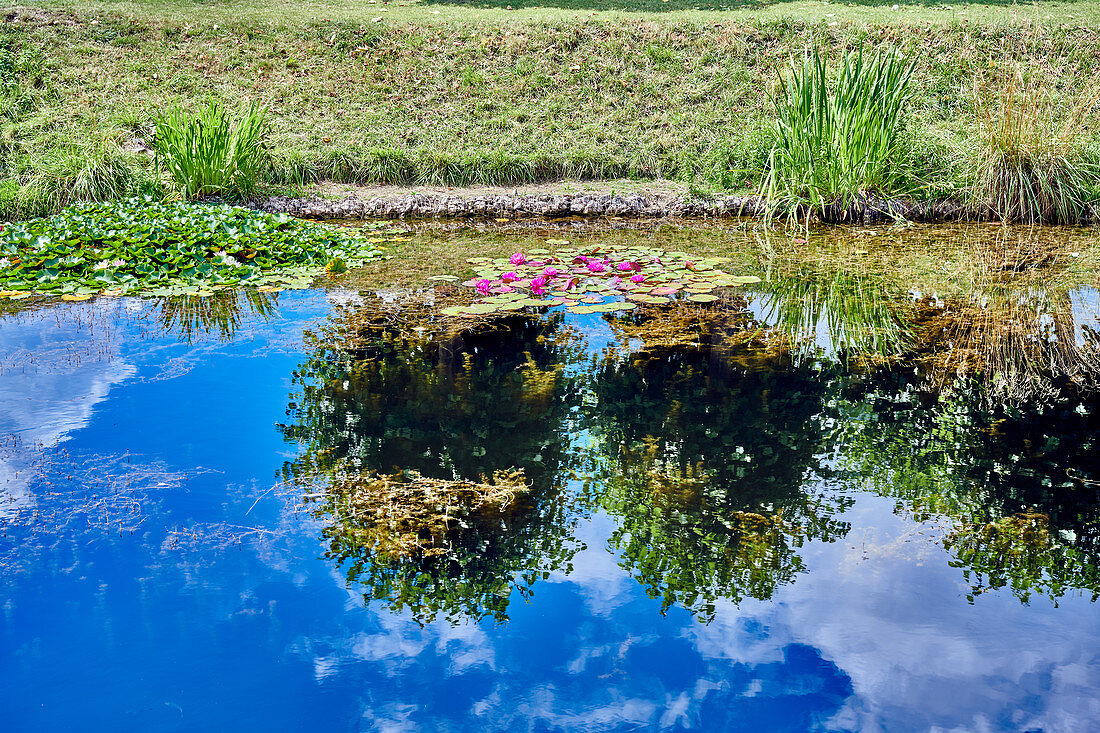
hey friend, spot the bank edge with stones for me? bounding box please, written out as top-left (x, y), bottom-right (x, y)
top-left (255, 192), bottom-right (1100, 225)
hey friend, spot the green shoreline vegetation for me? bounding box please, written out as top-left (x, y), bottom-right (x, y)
top-left (0, 198), bottom-right (393, 298)
top-left (2, 1), bottom-right (1100, 222)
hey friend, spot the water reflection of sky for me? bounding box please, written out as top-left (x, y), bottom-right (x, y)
top-left (2, 290), bottom-right (1099, 732)
top-left (1071, 286), bottom-right (1100, 347)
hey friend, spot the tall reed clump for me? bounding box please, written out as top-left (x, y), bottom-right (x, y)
top-left (964, 68), bottom-right (1100, 224)
top-left (759, 47), bottom-right (916, 223)
top-left (154, 101), bottom-right (268, 199)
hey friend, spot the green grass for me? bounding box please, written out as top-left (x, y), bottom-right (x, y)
top-left (2, 1), bottom-right (1100, 220)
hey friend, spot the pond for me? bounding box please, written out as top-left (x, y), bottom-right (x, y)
top-left (3, 222), bottom-right (1100, 731)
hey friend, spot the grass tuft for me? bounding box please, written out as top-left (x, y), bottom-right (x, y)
top-left (24, 137), bottom-right (140, 212)
top-left (154, 101), bottom-right (268, 199)
top-left (759, 47), bottom-right (916, 223)
top-left (964, 67), bottom-right (1100, 224)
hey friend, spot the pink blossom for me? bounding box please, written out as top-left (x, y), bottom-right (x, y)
top-left (510, 253), bottom-right (526, 265)
top-left (588, 261), bottom-right (606, 274)
top-left (530, 276), bottom-right (548, 295)
top-left (542, 266), bottom-right (559, 279)
top-left (502, 271), bottom-right (519, 282)
top-left (617, 262), bottom-right (634, 272)
top-left (476, 278), bottom-right (492, 293)
top-left (573, 255), bottom-right (589, 264)
top-left (630, 274), bottom-right (645, 284)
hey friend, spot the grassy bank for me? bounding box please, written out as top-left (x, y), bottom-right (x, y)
top-left (3, 1), bottom-right (1100, 220)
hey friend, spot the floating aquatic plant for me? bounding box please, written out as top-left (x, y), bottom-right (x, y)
top-left (0, 198), bottom-right (397, 300)
top-left (440, 244), bottom-right (761, 318)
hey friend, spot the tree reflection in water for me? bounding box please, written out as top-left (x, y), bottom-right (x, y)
top-left (281, 291), bottom-right (585, 623)
top-left (833, 373), bottom-right (1100, 604)
top-left (282, 271), bottom-right (1100, 623)
top-left (584, 300), bottom-right (852, 620)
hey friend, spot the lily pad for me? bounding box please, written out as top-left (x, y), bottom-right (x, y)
top-left (688, 293), bottom-right (720, 303)
top-left (444, 245), bottom-right (757, 319)
top-left (589, 301), bottom-right (636, 313)
top-left (463, 303), bottom-right (500, 315)
top-left (0, 198), bottom-right (390, 299)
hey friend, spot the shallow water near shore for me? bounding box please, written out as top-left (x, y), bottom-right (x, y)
top-left (3, 223), bottom-right (1100, 732)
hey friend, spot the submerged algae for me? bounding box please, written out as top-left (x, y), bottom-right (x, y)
top-left (311, 468), bottom-right (531, 561)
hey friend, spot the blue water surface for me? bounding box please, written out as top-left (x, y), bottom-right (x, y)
top-left (1, 288), bottom-right (1099, 733)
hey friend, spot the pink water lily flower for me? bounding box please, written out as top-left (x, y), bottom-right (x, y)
top-left (630, 273), bottom-right (645, 284)
top-left (476, 278), bottom-right (492, 293)
top-left (530, 276), bottom-right (548, 295)
top-left (542, 266), bottom-right (559, 279)
top-left (588, 261), bottom-right (606, 273)
top-left (510, 253), bottom-right (526, 265)
top-left (616, 261), bottom-right (635, 272)
top-left (502, 271), bottom-right (519, 282)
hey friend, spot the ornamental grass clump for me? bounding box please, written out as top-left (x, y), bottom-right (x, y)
top-left (759, 47), bottom-right (916, 223)
top-left (155, 101), bottom-right (268, 199)
top-left (965, 68), bottom-right (1100, 224)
